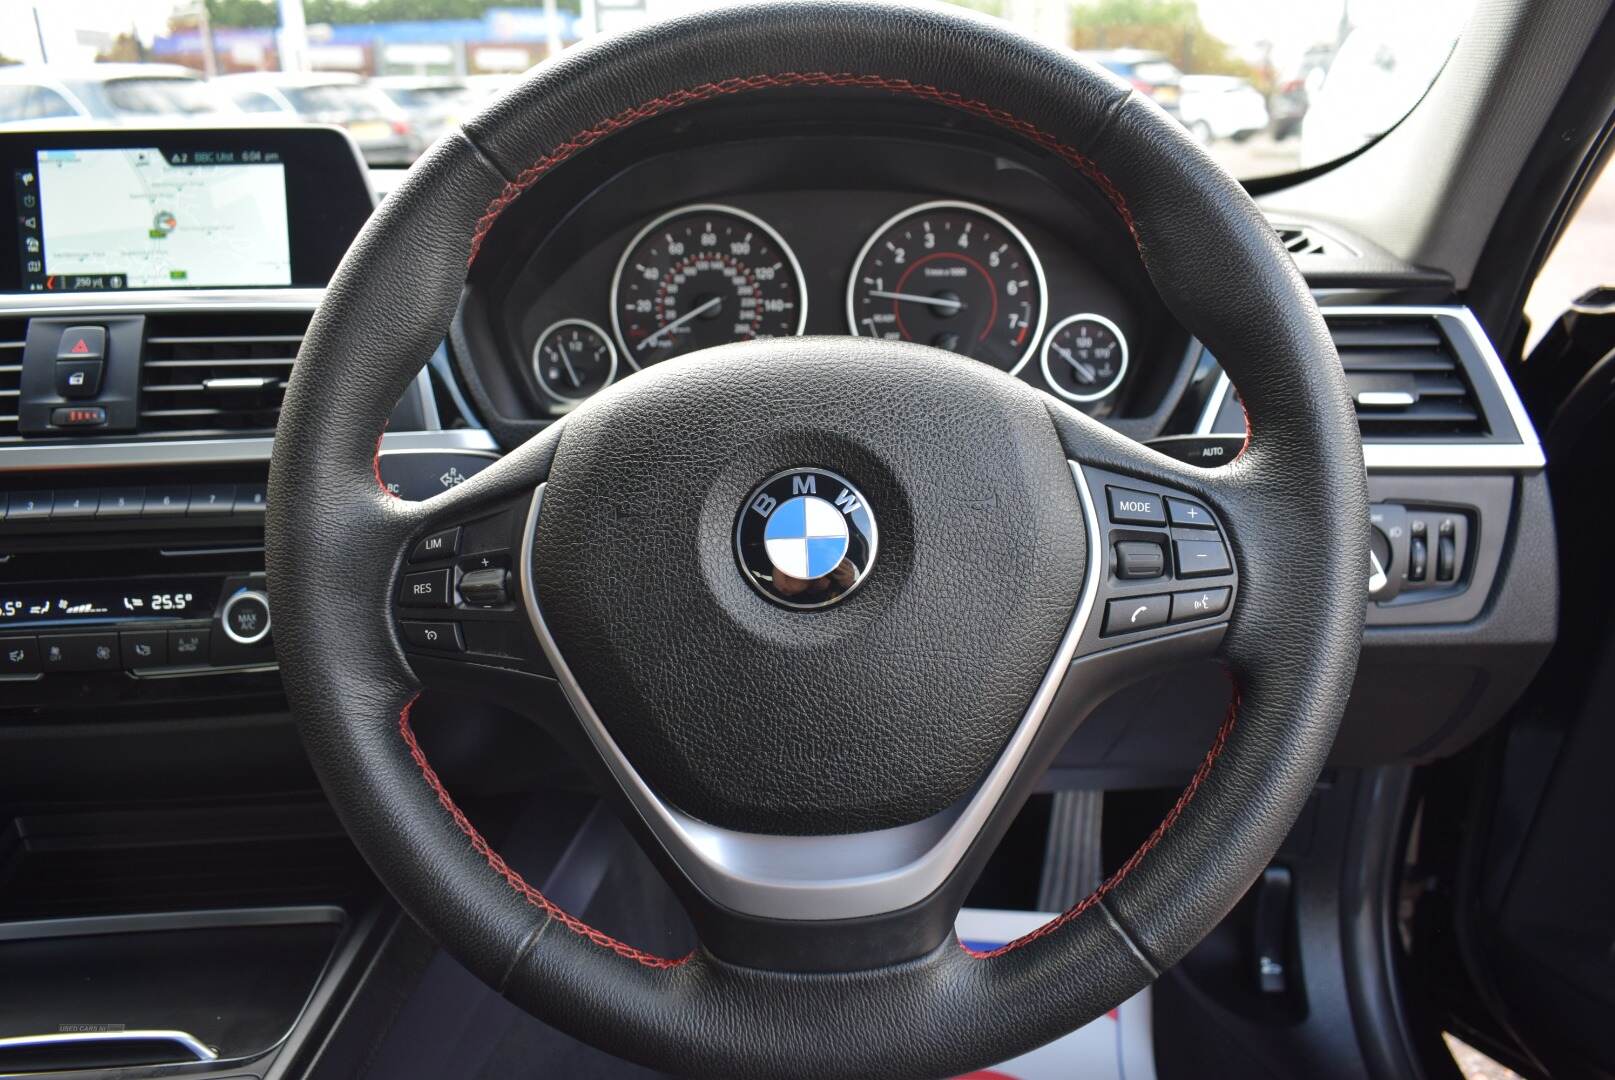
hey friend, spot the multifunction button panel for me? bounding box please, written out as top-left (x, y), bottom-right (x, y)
top-left (1077, 465), bottom-right (1238, 654)
top-left (394, 501), bottom-right (549, 676)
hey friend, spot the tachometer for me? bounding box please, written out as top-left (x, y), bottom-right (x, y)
top-left (846, 200), bottom-right (1046, 373)
top-left (611, 204), bottom-right (807, 366)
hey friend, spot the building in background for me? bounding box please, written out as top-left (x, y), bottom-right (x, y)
top-left (146, 8), bottom-right (578, 78)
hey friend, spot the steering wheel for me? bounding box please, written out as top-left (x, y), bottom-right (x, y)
top-left (267, 4), bottom-right (1367, 1077)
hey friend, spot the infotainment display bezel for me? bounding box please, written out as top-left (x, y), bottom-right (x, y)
top-left (0, 125), bottom-right (376, 293)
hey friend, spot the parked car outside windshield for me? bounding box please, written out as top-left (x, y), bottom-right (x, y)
top-left (0, 65), bottom-right (237, 126)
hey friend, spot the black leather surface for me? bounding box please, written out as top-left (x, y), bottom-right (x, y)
top-left (268, 3), bottom-right (1367, 1076)
top-left (534, 337), bottom-right (1083, 834)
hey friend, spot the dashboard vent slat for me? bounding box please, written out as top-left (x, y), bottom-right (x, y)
top-left (1327, 314), bottom-right (1487, 440)
top-left (0, 323), bottom-right (25, 441)
top-left (139, 312), bottom-right (308, 437)
top-left (1272, 222), bottom-right (1354, 258)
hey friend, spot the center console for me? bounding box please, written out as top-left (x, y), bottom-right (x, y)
top-left (0, 127), bottom-right (502, 723)
top-left (0, 128), bottom-right (496, 1079)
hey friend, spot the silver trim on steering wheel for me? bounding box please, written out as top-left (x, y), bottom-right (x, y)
top-left (517, 461), bottom-right (1103, 921)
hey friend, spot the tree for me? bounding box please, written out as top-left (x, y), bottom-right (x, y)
top-left (203, 0), bottom-right (277, 28)
top-left (1070, 0), bottom-right (1256, 80)
top-left (204, 0), bottom-right (580, 30)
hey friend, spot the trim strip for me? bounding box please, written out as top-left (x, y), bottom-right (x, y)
top-left (0, 428), bottom-right (498, 472)
top-left (0, 289), bottom-right (327, 316)
top-left (516, 462), bottom-right (1103, 921)
top-left (0, 1030), bottom-right (217, 1064)
top-left (1193, 305), bottom-right (1545, 472)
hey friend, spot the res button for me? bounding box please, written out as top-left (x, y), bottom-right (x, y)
top-left (400, 569), bottom-right (451, 608)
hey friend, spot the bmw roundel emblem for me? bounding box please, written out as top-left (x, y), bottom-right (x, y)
top-left (735, 467), bottom-right (878, 609)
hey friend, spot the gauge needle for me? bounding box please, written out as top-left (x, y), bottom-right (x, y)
top-left (637, 296), bottom-right (723, 351)
top-left (553, 347), bottom-right (583, 388)
top-left (866, 290), bottom-right (964, 312)
top-left (1052, 343), bottom-right (1097, 382)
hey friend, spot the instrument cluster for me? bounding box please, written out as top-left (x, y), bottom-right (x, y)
top-left (522, 197), bottom-right (1133, 413)
top-left (472, 136), bottom-right (1172, 425)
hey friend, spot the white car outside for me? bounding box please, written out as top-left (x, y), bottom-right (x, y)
top-left (1178, 75), bottom-right (1270, 144)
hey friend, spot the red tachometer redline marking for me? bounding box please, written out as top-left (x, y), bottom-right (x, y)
top-left (890, 249), bottom-right (1000, 343)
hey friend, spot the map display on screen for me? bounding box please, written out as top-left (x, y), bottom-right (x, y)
top-left (28, 146), bottom-right (291, 290)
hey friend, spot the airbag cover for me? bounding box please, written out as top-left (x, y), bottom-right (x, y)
top-left (531, 337), bottom-right (1084, 834)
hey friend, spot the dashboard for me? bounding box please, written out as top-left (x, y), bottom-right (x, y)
top-left (0, 110), bottom-right (1557, 787)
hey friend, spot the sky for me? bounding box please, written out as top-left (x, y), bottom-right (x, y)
top-left (2, 0), bottom-right (1470, 72)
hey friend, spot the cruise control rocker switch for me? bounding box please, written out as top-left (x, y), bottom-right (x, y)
top-left (458, 566), bottom-right (509, 607)
top-left (1114, 541), bottom-right (1166, 580)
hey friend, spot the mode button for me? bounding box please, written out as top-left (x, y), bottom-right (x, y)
top-left (1106, 486), bottom-right (1166, 525)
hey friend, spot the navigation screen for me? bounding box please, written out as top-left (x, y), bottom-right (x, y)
top-left (19, 146), bottom-right (291, 291)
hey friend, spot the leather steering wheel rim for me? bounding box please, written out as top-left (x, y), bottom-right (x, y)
top-left (267, 4), bottom-right (1368, 1077)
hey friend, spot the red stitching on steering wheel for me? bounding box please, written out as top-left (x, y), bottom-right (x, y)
top-left (398, 73), bottom-right (1236, 971)
top-left (962, 681), bottom-right (1240, 959)
top-left (399, 696), bottom-right (693, 969)
top-left (372, 73), bottom-right (1145, 495)
top-left (465, 71), bottom-right (1138, 267)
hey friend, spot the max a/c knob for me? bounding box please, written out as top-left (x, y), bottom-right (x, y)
top-left (222, 589), bottom-right (271, 646)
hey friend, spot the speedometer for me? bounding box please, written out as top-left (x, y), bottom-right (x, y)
top-left (846, 200), bottom-right (1046, 373)
top-left (610, 203), bottom-right (807, 367)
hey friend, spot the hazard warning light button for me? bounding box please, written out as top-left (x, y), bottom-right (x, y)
top-left (56, 325), bottom-right (106, 362)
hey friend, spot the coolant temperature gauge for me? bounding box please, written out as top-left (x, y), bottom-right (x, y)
top-left (1040, 313), bottom-right (1129, 403)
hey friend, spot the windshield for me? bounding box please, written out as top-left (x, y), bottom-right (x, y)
top-left (0, 0), bottom-right (1472, 179)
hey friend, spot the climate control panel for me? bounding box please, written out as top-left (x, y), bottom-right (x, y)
top-left (0, 572), bottom-right (274, 681)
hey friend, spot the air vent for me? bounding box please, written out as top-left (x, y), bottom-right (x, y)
top-left (1328, 315), bottom-right (1488, 439)
top-left (1274, 224), bottom-right (1333, 257)
top-left (139, 312), bottom-right (308, 436)
top-left (0, 318), bottom-right (25, 442)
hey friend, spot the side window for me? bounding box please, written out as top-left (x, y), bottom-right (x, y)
top-left (1524, 158), bottom-right (1613, 353)
top-left (230, 91), bottom-right (282, 114)
top-left (24, 87), bottom-right (78, 120)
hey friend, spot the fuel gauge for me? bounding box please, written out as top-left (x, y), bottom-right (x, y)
top-left (532, 318), bottom-right (617, 405)
top-left (1040, 313), bottom-right (1129, 403)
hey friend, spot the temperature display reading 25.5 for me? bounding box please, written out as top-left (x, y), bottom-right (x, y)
top-left (0, 579), bottom-right (218, 627)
